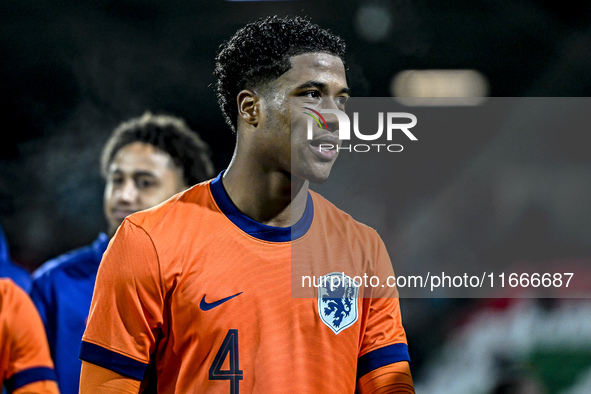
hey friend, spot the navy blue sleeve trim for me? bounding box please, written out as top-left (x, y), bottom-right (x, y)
top-left (79, 341), bottom-right (147, 381)
top-left (357, 343), bottom-right (410, 379)
top-left (4, 367), bottom-right (56, 393)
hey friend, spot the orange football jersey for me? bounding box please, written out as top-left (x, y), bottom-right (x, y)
top-left (81, 173), bottom-right (410, 393)
top-left (0, 278), bottom-right (58, 393)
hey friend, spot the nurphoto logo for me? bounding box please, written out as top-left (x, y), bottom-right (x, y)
top-left (304, 107), bottom-right (418, 153)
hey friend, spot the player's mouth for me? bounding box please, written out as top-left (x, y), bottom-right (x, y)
top-left (308, 135), bottom-right (340, 160)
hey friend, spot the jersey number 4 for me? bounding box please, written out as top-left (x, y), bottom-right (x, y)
top-left (209, 329), bottom-right (244, 393)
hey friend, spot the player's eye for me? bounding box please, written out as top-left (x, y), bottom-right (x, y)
top-left (302, 90), bottom-right (321, 99)
top-left (335, 96), bottom-right (349, 108)
top-left (110, 175), bottom-right (124, 185)
top-left (135, 177), bottom-right (156, 189)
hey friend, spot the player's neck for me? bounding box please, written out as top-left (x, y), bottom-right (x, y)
top-left (222, 164), bottom-right (308, 228)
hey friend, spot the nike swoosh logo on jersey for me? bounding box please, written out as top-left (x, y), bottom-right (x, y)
top-left (200, 292), bottom-right (243, 311)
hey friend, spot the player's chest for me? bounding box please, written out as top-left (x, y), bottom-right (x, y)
top-left (163, 245), bottom-right (364, 340)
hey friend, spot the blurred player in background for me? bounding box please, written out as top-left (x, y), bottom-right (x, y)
top-left (80, 16), bottom-right (413, 393)
top-left (29, 112), bottom-right (214, 394)
top-left (0, 224), bottom-right (31, 293)
top-left (1, 278), bottom-right (59, 393)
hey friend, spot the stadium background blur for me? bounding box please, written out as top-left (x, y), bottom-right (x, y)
top-left (2, 1), bottom-right (591, 392)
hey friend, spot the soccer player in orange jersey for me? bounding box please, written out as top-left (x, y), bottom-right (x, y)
top-left (0, 278), bottom-right (59, 393)
top-left (80, 16), bottom-right (414, 393)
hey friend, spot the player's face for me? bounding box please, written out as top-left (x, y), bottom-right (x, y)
top-left (103, 142), bottom-right (187, 235)
top-left (257, 52), bottom-right (349, 183)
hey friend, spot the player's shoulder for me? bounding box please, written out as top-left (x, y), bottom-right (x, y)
top-left (310, 190), bottom-right (379, 238)
top-left (0, 277), bottom-right (28, 305)
top-left (0, 276), bottom-right (14, 293)
top-left (0, 278), bottom-right (25, 322)
top-left (125, 179), bottom-right (215, 235)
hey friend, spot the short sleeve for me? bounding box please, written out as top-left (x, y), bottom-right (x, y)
top-left (1, 279), bottom-right (57, 393)
top-left (79, 220), bottom-right (164, 380)
top-left (358, 234), bottom-right (410, 379)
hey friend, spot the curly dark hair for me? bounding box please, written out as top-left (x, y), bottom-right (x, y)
top-left (101, 112), bottom-right (215, 186)
top-left (214, 15), bottom-right (346, 133)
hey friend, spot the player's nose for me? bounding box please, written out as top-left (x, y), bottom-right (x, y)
top-left (117, 179), bottom-right (139, 203)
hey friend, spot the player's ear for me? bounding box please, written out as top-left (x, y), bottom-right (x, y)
top-left (237, 90), bottom-right (259, 126)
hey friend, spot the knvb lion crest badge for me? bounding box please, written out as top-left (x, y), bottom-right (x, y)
top-left (318, 272), bottom-right (360, 334)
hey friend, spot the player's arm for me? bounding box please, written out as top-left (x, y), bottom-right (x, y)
top-left (78, 220), bottom-right (163, 392)
top-left (357, 362), bottom-right (415, 394)
top-left (3, 279), bottom-right (59, 394)
top-left (28, 273), bottom-right (55, 356)
top-left (79, 362), bottom-right (140, 394)
top-left (357, 233), bottom-right (415, 393)
top-left (13, 380), bottom-right (60, 394)
top-left (29, 270), bottom-right (50, 326)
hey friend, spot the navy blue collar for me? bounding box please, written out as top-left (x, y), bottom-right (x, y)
top-left (210, 172), bottom-right (313, 242)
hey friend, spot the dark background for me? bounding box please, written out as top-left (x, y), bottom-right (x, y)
top-left (2, 0), bottom-right (591, 389)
